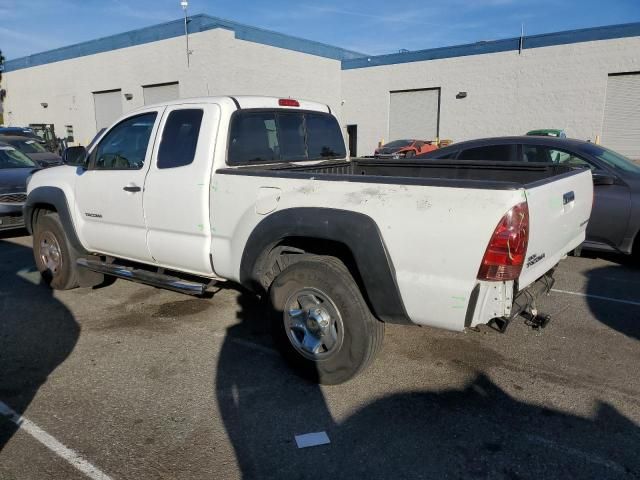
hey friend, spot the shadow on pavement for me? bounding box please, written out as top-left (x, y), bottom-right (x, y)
top-left (0, 228), bottom-right (29, 240)
top-left (585, 264), bottom-right (640, 340)
top-left (0, 239), bottom-right (79, 452)
top-left (577, 249), bottom-right (638, 268)
top-left (218, 293), bottom-right (640, 479)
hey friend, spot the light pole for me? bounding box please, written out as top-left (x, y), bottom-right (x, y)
top-left (181, 0), bottom-right (193, 67)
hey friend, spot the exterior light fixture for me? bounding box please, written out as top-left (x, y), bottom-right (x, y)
top-left (40, 102), bottom-right (48, 108)
top-left (456, 92), bottom-right (467, 99)
top-left (124, 93), bottom-right (133, 100)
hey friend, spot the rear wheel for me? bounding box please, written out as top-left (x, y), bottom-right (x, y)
top-left (270, 255), bottom-right (384, 385)
top-left (33, 212), bottom-right (79, 290)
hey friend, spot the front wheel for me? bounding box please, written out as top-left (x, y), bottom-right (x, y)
top-left (270, 255), bottom-right (384, 384)
top-left (33, 212), bottom-right (79, 290)
top-left (405, 150), bottom-right (415, 158)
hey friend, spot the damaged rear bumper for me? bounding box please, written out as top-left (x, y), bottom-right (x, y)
top-left (466, 270), bottom-right (555, 330)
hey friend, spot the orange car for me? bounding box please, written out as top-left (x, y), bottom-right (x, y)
top-left (374, 139), bottom-right (437, 159)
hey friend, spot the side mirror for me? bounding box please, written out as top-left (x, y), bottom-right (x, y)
top-left (592, 173), bottom-right (615, 186)
top-left (62, 146), bottom-right (88, 167)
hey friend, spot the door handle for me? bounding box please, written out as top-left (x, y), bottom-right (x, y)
top-left (123, 185), bottom-right (141, 192)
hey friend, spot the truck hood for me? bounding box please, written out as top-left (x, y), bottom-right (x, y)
top-left (0, 168), bottom-right (40, 194)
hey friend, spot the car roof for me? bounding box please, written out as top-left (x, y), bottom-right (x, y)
top-left (421, 136), bottom-right (595, 157)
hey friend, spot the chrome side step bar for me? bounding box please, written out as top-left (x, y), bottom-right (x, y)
top-left (77, 258), bottom-right (208, 296)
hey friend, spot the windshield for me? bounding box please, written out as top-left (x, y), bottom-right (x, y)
top-left (383, 140), bottom-right (413, 148)
top-left (582, 144), bottom-right (640, 174)
top-left (13, 139), bottom-right (48, 154)
top-left (0, 146), bottom-right (37, 169)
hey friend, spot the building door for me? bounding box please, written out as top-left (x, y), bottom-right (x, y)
top-left (143, 82), bottom-right (180, 105)
top-left (347, 124), bottom-right (357, 157)
top-left (93, 89), bottom-right (123, 131)
top-left (602, 73), bottom-right (640, 160)
top-left (389, 88), bottom-right (440, 142)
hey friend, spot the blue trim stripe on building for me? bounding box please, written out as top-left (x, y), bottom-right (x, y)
top-left (341, 21), bottom-right (640, 70)
top-left (3, 14), bottom-right (366, 72)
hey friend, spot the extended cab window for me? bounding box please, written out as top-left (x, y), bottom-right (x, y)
top-left (158, 109), bottom-right (204, 169)
top-left (228, 110), bottom-right (346, 165)
top-left (458, 145), bottom-right (514, 161)
top-left (92, 113), bottom-right (157, 170)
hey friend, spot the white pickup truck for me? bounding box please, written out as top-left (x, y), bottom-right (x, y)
top-left (25, 96), bottom-right (593, 384)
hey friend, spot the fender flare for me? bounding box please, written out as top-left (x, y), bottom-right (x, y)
top-left (240, 207), bottom-right (411, 324)
top-left (24, 186), bottom-right (86, 253)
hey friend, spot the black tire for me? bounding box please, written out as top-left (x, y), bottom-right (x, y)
top-left (33, 212), bottom-right (79, 290)
top-left (405, 150), bottom-right (415, 158)
top-left (269, 255), bottom-right (384, 385)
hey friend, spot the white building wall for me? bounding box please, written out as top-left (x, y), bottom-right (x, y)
top-left (3, 28), bottom-right (342, 144)
top-left (341, 37), bottom-right (640, 156)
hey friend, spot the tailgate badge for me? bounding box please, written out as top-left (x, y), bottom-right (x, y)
top-left (526, 253), bottom-right (546, 268)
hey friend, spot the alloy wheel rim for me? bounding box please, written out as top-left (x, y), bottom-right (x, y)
top-left (283, 287), bottom-right (344, 361)
top-left (39, 231), bottom-right (63, 275)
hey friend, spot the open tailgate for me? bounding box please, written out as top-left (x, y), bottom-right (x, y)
top-left (518, 168), bottom-right (593, 289)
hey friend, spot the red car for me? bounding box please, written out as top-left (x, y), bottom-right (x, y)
top-left (374, 139), bottom-right (437, 159)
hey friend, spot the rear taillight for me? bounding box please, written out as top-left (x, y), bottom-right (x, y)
top-left (278, 98), bottom-right (300, 107)
top-left (477, 202), bottom-right (529, 281)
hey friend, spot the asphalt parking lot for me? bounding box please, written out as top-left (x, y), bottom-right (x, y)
top-left (1, 232), bottom-right (639, 480)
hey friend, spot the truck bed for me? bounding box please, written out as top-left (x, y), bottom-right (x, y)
top-left (218, 159), bottom-right (584, 190)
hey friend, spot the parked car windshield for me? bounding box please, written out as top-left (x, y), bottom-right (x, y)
top-left (0, 146), bottom-right (37, 168)
top-left (582, 144), bottom-right (640, 174)
top-left (10, 138), bottom-right (48, 154)
top-left (383, 140), bottom-right (412, 148)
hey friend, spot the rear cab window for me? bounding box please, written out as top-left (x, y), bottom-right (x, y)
top-left (227, 110), bottom-right (346, 165)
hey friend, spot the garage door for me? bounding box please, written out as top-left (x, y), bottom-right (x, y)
top-left (93, 90), bottom-right (122, 131)
top-left (389, 89), bottom-right (440, 142)
top-left (143, 82), bottom-right (180, 105)
top-left (602, 73), bottom-right (640, 159)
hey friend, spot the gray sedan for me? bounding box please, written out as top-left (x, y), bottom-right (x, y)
top-left (0, 143), bottom-right (40, 231)
top-left (419, 136), bottom-right (640, 257)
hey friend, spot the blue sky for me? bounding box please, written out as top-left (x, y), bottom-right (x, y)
top-left (1, 0), bottom-right (639, 59)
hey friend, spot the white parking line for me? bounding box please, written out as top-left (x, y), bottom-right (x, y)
top-left (551, 288), bottom-right (640, 307)
top-left (0, 401), bottom-right (113, 480)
